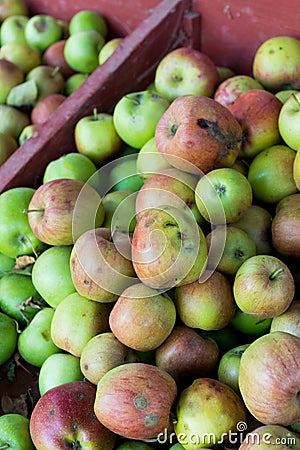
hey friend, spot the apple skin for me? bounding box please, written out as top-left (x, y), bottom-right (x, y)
top-left (94, 362), bottom-right (177, 440)
top-left (248, 145), bottom-right (298, 204)
top-left (101, 189), bottom-right (137, 234)
top-left (233, 255), bottom-right (295, 319)
top-left (26, 65), bottom-right (65, 104)
top-left (0, 59), bottom-right (24, 104)
top-left (252, 35), bottom-right (300, 92)
top-left (31, 93), bottom-right (66, 124)
top-left (0, 41), bottom-right (42, 74)
top-left (0, 0), bottom-right (28, 22)
top-left (43, 152), bottom-right (97, 184)
top-left (0, 14), bottom-right (28, 45)
top-left (99, 37), bottom-right (124, 64)
top-left (217, 343), bottom-right (250, 393)
top-left (64, 30), bottom-right (105, 74)
top-left (239, 424), bottom-right (300, 450)
top-left (136, 137), bottom-right (172, 180)
top-left (30, 380), bottom-right (117, 450)
top-left (275, 89), bottom-right (299, 103)
top-left (239, 331), bottom-right (300, 426)
top-left (0, 311), bottom-right (18, 365)
top-left (0, 131), bottom-right (18, 166)
top-left (0, 104), bottom-right (30, 140)
top-left (217, 65), bottom-right (235, 83)
top-left (214, 75), bottom-right (264, 107)
top-left (154, 47), bottom-right (219, 102)
top-left (230, 308), bottom-right (272, 336)
top-left (278, 91), bottom-right (300, 150)
top-left (42, 39), bottom-right (75, 79)
top-left (270, 299), bottom-right (300, 338)
top-left (227, 89), bottom-right (283, 159)
top-left (155, 94), bottom-right (242, 174)
top-left (294, 148), bottom-right (300, 189)
top-left (68, 9), bottom-right (108, 38)
top-left (24, 14), bottom-right (62, 53)
top-left (64, 72), bottom-right (89, 95)
top-left (0, 414), bottom-right (34, 450)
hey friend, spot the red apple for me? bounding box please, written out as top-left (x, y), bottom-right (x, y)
top-left (239, 424), bottom-right (300, 450)
top-left (42, 39), bottom-right (75, 79)
top-left (214, 74), bottom-right (264, 107)
top-left (31, 93), bottom-right (66, 124)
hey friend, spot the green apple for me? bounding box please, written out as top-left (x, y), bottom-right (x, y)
top-left (230, 308), bottom-right (272, 336)
top-left (43, 152), bottom-right (97, 183)
top-left (278, 91), bottom-right (300, 150)
top-left (68, 9), bottom-right (108, 38)
top-left (202, 325), bottom-right (241, 353)
top-left (275, 89), bottom-right (299, 103)
top-left (0, 104), bottom-right (30, 139)
top-left (0, 311), bottom-right (18, 365)
top-left (136, 136), bottom-right (172, 180)
top-left (102, 189), bottom-right (137, 233)
top-left (0, 251), bottom-right (15, 278)
top-left (64, 72), bottom-right (88, 95)
top-left (19, 123), bottom-right (40, 145)
top-left (217, 343), bottom-right (250, 393)
top-left (113, 90), bottom-right (170, 148)
top-left (0, 58), bottom-right (24, 104)
top-left (0, 41), bottom-right (42, 74)
top-left (64, 29), bottom-right (105, 73)
top-left (115, 441), bottom-right (154, 450)
top-left (17, 307), bottom-right (60, 367)
top-left (38, 352), bottom-right (83, 396)
top-left (0, 0), bottom-right (28, 21)
top-left (0, 14), bottom-right (29, 45)
top-left (31, 245), bottom-right (76, 309)
top-left (0, 131), bottom-right (18, 165)
top-left (75, 110), bottom-right (122, 165)
top-left (0, 414), bottom-right (34, 450)
top-left (248, 144), bottom-right (298, 204)
top-left (24, 14), bottom-right (62, 52)
top-left (0, 187), bottom-right (46, 258)
top-left (109, 155), bottom-right (144, 192)
top-left (99, 37), bottom-right (124, 64)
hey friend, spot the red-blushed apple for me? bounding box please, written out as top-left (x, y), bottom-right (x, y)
top-left (154, 47), bottom-right (219, 102)
top-left (252, 35), bottom-right (300, 92)
top-left (26, 178), bottom-right (105, 246)
top-left (270, 299), bottom-right (300, 338)
top-left (174, 270), bottom-right (236, 330)
top-left (94, 362), bottom-right (177, 440)
top-left (29, 380), bottom-right (117, 450)
top-left (227, 89), bottom-right (283, 159)
top-left (294, 148), bottom-right (300, 190)
top-left (233, 255), bottom-right (295, 319)
top-left (271, 193), bottom-right (300, 258)
top-left (42, 39), bottom-right (75, 79)
top-left (70, 227), bottom-right (135, 303)
top-left (0, 59), bottom-right (24, 104)
top-left (26, 65), bottom-right (65, 104)
top-left (174, 377), bottom-right (247, 449)
top-left (31, 93), bottom-right (66, 124)
top-left (0, 0), bottom-right (28, 21)
top-left (214, 75), bottom-right (264, 107)
top-left (239, 424), bottom-right (300, 450)
top-left (239, 331), bottom-right (300, 426)
top-left (154, 94), bottom-right (242, 174)
top-left (131, 205), bottom-right (207, 290)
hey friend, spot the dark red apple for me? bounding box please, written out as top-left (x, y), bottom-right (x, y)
top-left (42, 40), bottom-right (75, 79)
top-left (31, 93), bottom-right (66, 124)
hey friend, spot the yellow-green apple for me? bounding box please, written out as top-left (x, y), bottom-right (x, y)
top-left (195, 167), bottom-right (253, 224)
top-left (247, 144), bottom-right (298, 204)
top-left (136, 137), bottom-right (172, 180)
top-left (68, 9), bottom-right (108, 38)
top-left (50, 292), bottom-right (111, 357)
top-left (0, 414), bottom-right (34, 450)
top-left (64, 30), bottom-right (105, 73)
top-left (24, 14), bottom-right (62, 52)
top-left (271, 193), bottom-right (300, 258)
top-left (31, 93), bottom-right (66, 124)
top-left (43, 152), bottom-right (97, 184)
top-left (64, 72), bottom-right (88, 95)
top-left (30, 381), bottom-right (117, 450)
top-left (101, 189), bottom-right (137, 233)
top-left (131, 205), bottom-right (207, 290)
top-left (70, 227), bottom-right (135, 303)
top-left (174, 270), bottom-right (236, 330)
top-left (0, 0), bottom-right (28, 21)
top-left (0, 131), bottom-right (18, 165)
top-left (42, 39), bottom-right (75, 79)
top-left (38, 353), bottom-right (83, 396)
top-left (0, 311), bottom-right (18, 365)
top-left (239, 331), bottom-right (300, 426)
top-left (19, 123), bottom-right (40, 145)
top-left (294, 148), bottom-right (300, 189)
top-left (214, 75), bottom-right (264, 107)
top-left (0, 15), bottom-right (29, 45)
top-left (239, 424), bottom-right (300, 450)
top-left (26, 65), bottom-right (65, 104)
top-left (26, 178), bottom-right (105, 246)
top-left (109, 282), bottom-right (177, 352)
top-left (99, 37), bottom-right (124, 64)
top-left (154, 94), bottom-right (242, 174)
top-left (113, 90), bottom-right (170, 149)
top-left (108, 154), bottom-right (144, 192)
top-left (278, 92), bottom-right (300, 150)
top-left (275, 89), bottom-right (299, 103)
top-left (94, 362), bottom-right (177, 440)
top-left (0, 42), bottom-right (42, 74)
top-left (0, 59), bottom-right (23, 104)
top-left (80, 332), bottom-right (138, 385)
top-left (230, 308), bottom-right (272, 336)
top-left (217, 343), bottom-right (250, 393)
top-left (252, 35), bottom-right (300, 92)
top-left (233, 255), bottom-right (295, 319)
top-left (217, 65), bottom-right (235, 83)
top-left (154, 47), bottom-right (219, 102)
top-left (270, 299), bottom-right (300, 338)
top-left (0, 251), bottom-right (15, 278)
top-left (227, 89), bottom-right (283, 159)
top-left (75, 110), bottom-right (122, 165)
top-left (155, 324), bottom-right (219, 387)
top-left (0, 104), bottom-right (30, 139)
top-left (174, 377), bottom-right (247, 449)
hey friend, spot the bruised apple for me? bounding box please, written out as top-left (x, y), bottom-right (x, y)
top-left (94, 362), bottom-right (177, 440)
top-left (154, 95), bottom-right (242, 174)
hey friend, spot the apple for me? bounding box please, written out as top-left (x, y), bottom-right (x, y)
top-left (31, 93), bottom-right (66, 124)
top-left (0, 414), bottom-right (34, 450)
top-left (174, 270), bottom-right (236, 330)
top-left (68, 9), bottom-right (108, 38)
top-left (109, 282), bottom-right (177, 352)
top-left (0, 14), bottom-right (29, 45)
top-left (64, 29), bottom-right (105, 73)
top-left (230, 308), bottom-right (272, 336)
top-left (101, 189), bottom-right (137, 233)
top-left (275, 89), bottom-right (299, 103)
top-left (113, 89), bottom-right (170, 149)
top-left (99, 37), bottom-right (124, 64)
top-left (0, 104), bottom-right (30, 139)
top-left (50, 292), bottom-right (111, 357)
top-left (227, 89), bottom-right (283, 159)
top-left (233, 255), bottom-right (295, 319)
top-left (155, 324), bottom-right (220, 387)
top-left (18, 123), bottom-right (40, 145)
top-left (217, 65), bottom-right (235, 83)
top-left (43, 152), bottom-right (97, 184)
top-left (0, 311), bottom-right (18, 365)
top-left (270, 299), bottom-right (300, 338)
top-left (17, 307), bottom-right (60, 367)
top-left (0, 59), bottom-right (24, 104)
top-left (0, 0), bottom-right (28, 21)
top-left (0, 187), bottom-right (45, 258)
top-left (74, 110), bottom-right (123, 165)
top-left (64, 72), bottom-right (89, 95)
top-left (70, 227), bottom-right (135, 303)
top-left (131, 205), bottom-right (207, 290)
top-left (195, 167), bottom-right (253, 224)
top-left (26, 65), bottom-right (65, 103)
top-left (214, 75), bottom-right (264, 107)
top-left (94, 362), bottom-right (177, 440)
top-left (0, 251), bottom-right (15, 277)
top-left (294, 148), bottom-right (300, 189)
top-left (239, 331), bottom-right (300, 425)
top-left (115, 441), bottom-right (154, 450)
top-left (26, 178), bottom-right (105, 246)
top-left (252, 35), bottom-right (300, 92)
top-left (108, 154), bottom-right (144, 192)
top-left (30, 380), bottom-right (117, 450)
top-left (24, 14), bottom-right (62, 53)
top-left (155, 94), bottom-right (242, 174)
top-left (0, 41), bottom-right (42, 74)
top-left (217, 343), bottom-right (250, 394)
top-left (239, 424), bottom-right (300, 450)
top-left (80, 331), bottom-right (138, 385)
top-left (42, 39), bottom-right (75, 79)
top-left (136, 137), bottom-right (172, 180)
top-left (154, 47), bottom-right (219, 102)
top-left (38, 353), bottom-right (83, 396)
top-left (0, 131), bottom-right (18, 166)
top-left (278, 91), bottom-right (300, 150)
top-left (174, 377), bottom-right (247, 449)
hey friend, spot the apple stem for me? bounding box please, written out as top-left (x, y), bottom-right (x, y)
top-left (292, 93), bottom-right (300, 107)
top-left (93, 108), bottom-right (98, 120)
top-left (269, 267), bottom-right (284, 280)
top-left (0, 445), bottom-right (9, 449)
top-left (23, 208), bottom-right (44, 214)
top-left (51, 66), bottom-right (61, 78)
top-left (124, 95), bottom-right (140, 106)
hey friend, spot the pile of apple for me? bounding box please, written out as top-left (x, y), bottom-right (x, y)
top-left (0, 23), bottom-right (300, 450)
top-left (0, 0), bottom-right (124, 167)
